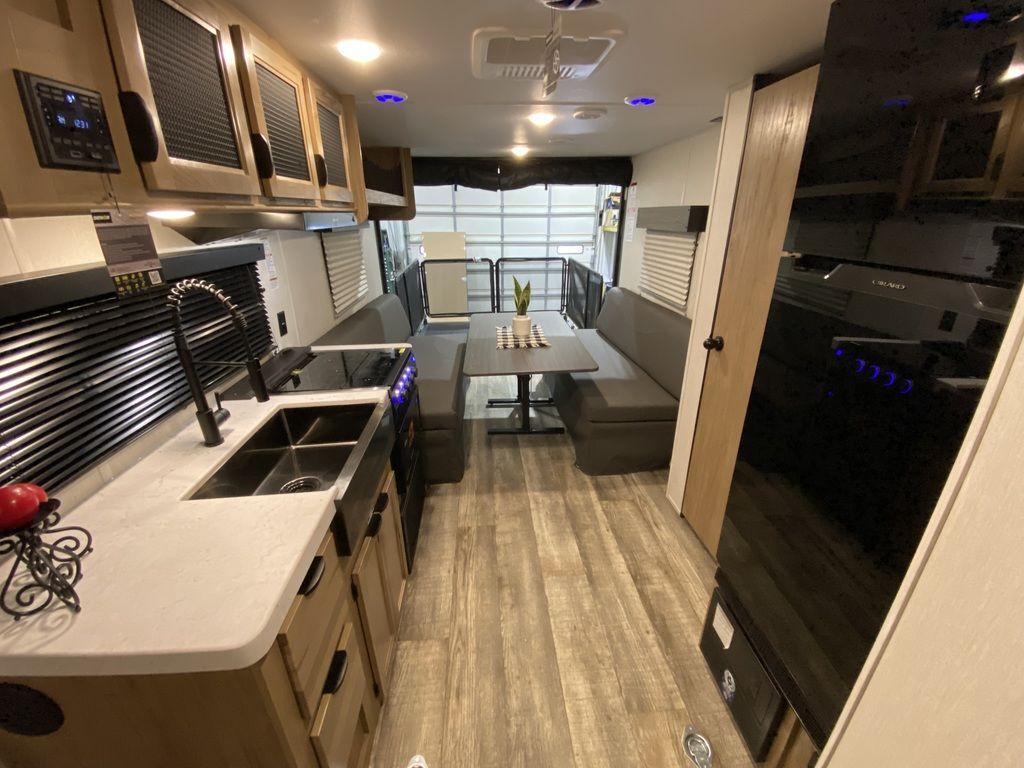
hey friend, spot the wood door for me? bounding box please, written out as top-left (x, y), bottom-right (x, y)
top-left (230, 25), bottom-right (319, 201)
top-left (352, 531), bottom-right (396, 691)
top-left (376, 471), bottom-right (408, 627)
top-left (99, 0), bottom-right (260, 196)
top-left (680, 66), bottom-right (819, 556)
top-left (304, 80), bottom-right (367, 217)
top-left (917, 97), bottom-right (1018, 197)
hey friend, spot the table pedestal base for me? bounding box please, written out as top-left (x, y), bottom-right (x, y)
top-left (486, 375), bottom-right (564, 435)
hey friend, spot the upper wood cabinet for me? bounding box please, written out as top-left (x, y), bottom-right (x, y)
top-left (304, 80), bottom-right (367, 216)
top-left (99, 0), bottom-right (261, 197)
top-left (230, 25), bottom-right (319, 201)
top-left (363, 147), bottom-right (417, 220)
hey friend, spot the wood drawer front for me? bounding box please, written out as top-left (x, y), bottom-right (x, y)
top-left (279, 531), bottom-right (348, 721)
top-left (311, 623), bottom-right (373, 768)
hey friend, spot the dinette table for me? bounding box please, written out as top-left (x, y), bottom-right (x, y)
top-left (462, 310), bottom-right (598, 435)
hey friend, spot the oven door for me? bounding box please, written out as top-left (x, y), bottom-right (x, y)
top-left (716, 256), bottom-right (1015, 747)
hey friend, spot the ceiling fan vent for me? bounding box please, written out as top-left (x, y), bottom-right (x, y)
top-left (472, 27), bottom-right (619, 80)
top-left (540, 0), bottom-right (603, 9)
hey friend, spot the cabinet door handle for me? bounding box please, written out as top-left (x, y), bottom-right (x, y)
top-left (374, 492), bottom-right (389, 514)
top-left (117, 91), bottom-right (159, 163)
top-left (322, 649), bottom-right (349, 695)
top-left (703, 335), bottom-right (725, 352)
top-left (366, 511), bottom-right (383, 538)
top-left (297, 555), bottom-right (325, 597)
top-left (250, 132), bottom-right (275, 179)
top-left (314, 154), bottom-right (329, 187)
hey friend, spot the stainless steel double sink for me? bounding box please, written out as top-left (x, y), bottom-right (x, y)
top-left (190, 401), bottom-right (394, 555)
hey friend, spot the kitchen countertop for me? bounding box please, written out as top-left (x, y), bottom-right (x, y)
top-left (0, 388), bottom-right (388, 678)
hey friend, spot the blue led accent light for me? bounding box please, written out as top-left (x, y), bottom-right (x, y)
top-left (625, 96), bottom-right (656, 107)
top-left (834, 348), bottom-right (844, 357)
top-left (962, 10), bottom-right (990, 23)
top-left (883, 371), bottom-right (898, 388)
top-left (868, 364), bottom-right (881, 381)
top-left (854, 358), bottom-right (867, 373)
top-left (374, 91), bottom-right (407, 104)
top-left (899, 379), bottom-right (914, 395)
top-left (883, 96), bottom-right (913, 108)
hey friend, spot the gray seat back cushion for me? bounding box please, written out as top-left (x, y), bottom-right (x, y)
top-left (596, 287), bottom-right (691, 397)
top-left (377, 294), bottom-right (413, 343)
top-left (312, 294), bottom-right (412, 347)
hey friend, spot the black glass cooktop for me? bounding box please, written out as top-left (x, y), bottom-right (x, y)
top-left (274, 349), bottom-right (405, 392)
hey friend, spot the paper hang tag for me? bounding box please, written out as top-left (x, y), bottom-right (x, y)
top-left (712, 603), bottom-right (734, 650)
top-left (92, 209), bottom-right (164, 297)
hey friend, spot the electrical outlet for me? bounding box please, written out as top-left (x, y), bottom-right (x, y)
top-left (277, 311), bottom-right (288, 336)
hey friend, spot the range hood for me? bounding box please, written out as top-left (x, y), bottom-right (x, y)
top-left (168, 210), bottom-right (359, 244)
top-left (635, 205), bottom-right (709, 233)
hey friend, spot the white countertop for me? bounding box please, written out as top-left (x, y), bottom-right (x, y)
top-left (0, 388), bottom-right (388, 678)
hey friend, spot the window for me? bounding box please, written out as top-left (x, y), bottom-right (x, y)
top-left (403, 183), bottom-right (620, 312)
top-left (639, 231), bottom-right (699, 314)
top-left (321, 229), bottom-right (368, 316)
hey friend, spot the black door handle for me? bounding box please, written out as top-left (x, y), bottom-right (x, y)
top-left (703, 336), bottom-right (725, 352)
top-left (250, 132), bottom-right (275, 178)
top-left (322, 649), bottom-right (349, 694)
top-left (314, 154), bottom-right (329, 187)
top-left (297, 555), bottom-right (325, 596)
top-left (366, 511), bottom-right (383, 538)
top-left (118, 91), bottom-right (160, 163)
top-left (374, 492), bottom-right (389, 514)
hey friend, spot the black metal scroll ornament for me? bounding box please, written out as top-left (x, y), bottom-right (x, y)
top-left (0, 499), bottom-right (93, 620)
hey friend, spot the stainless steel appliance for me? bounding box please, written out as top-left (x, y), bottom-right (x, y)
top-left (221, 345), bottom-right (425, 567)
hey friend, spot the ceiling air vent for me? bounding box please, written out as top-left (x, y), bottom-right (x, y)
top-left (471, 27), bottom-right (619, 80)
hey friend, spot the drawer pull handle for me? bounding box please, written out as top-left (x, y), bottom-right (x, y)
top-left (323, 650), bottom-right (349, 695)
top-left (366, 511), bottom-right (383, 538)
top-left (374, 492), bottom-right (389, 513)
top-left (298, 555), bottom-right (325, 597)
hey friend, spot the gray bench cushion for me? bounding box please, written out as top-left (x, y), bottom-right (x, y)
top-left (596, 288), bottom-right (690, 397)
top-left (554, 330), bottom-right (678, 423)
top-left (409, 333), bottom-right (466, 431)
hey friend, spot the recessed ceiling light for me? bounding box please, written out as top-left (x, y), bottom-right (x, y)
top-left (336, 39), bottom-right (382, 62)
top-left (147, 209), bottom-right (194, 221)
top-left (625, 96), bottom-right (656, 107)
top-left (373, 90), bottom-right (408, 104)
top-left (511, 146), bottom-right (530, 158)
top-left (528, 112), bottom-right (555, 127)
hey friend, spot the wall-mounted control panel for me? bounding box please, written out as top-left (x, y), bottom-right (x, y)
top-left (14, 70), bottom-right (120, 173)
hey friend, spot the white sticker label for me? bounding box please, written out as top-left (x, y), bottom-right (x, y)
top-left (712, 604), bottom-right (734, 650)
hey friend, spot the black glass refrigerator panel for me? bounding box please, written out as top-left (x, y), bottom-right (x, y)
top-left (716, 256), bottom-right (1016, 747)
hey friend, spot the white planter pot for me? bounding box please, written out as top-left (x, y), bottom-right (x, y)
top-left (512, 314), bottom-right (531, 339)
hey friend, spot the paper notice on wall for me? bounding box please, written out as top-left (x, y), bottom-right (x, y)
top-left (92, 208), bottom-right (164, 297)
top-left (712, 603), bottom-right (734, 650)
top-left (624, 182), bottom-right (639, 243)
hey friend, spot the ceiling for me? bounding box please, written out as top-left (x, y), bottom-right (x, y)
top-left (233, 0), bottom-right (833, 158)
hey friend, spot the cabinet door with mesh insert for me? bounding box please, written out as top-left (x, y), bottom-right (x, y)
top-left (305, 79), bottom-right (367, 217)
top-left (230, 25), bottom-right (319, 202)
top-left (100, 0), bottom-right (260, 196)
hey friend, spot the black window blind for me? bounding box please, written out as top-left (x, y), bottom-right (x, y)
top-left (0, 264), bottom-right (272, 492)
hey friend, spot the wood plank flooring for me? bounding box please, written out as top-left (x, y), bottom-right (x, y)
top-left (370, 378), bottom-right (756, 768)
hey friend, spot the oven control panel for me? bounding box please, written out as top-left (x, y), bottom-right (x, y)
top-left (14, 70), bottom-right (120, 173)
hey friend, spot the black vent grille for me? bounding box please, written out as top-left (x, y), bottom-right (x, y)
top-left (256, 63), bottom-right (310, 181)
top-left (0, 265), bottom-right (271, 491)
top-left (317, 102), bottom-right (347, 188)
top-left (133, 0), bottom-right (241, 169)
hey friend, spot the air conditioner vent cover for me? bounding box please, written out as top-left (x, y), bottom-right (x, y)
top-left (472, 27), bottom-right (619, 80)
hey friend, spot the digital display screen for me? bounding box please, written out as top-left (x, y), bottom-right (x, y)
top-left (52, 109), bottom-right (94, 133)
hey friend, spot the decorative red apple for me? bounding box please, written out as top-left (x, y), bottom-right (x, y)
top-left (0, 484), bottom-right (42, 532)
